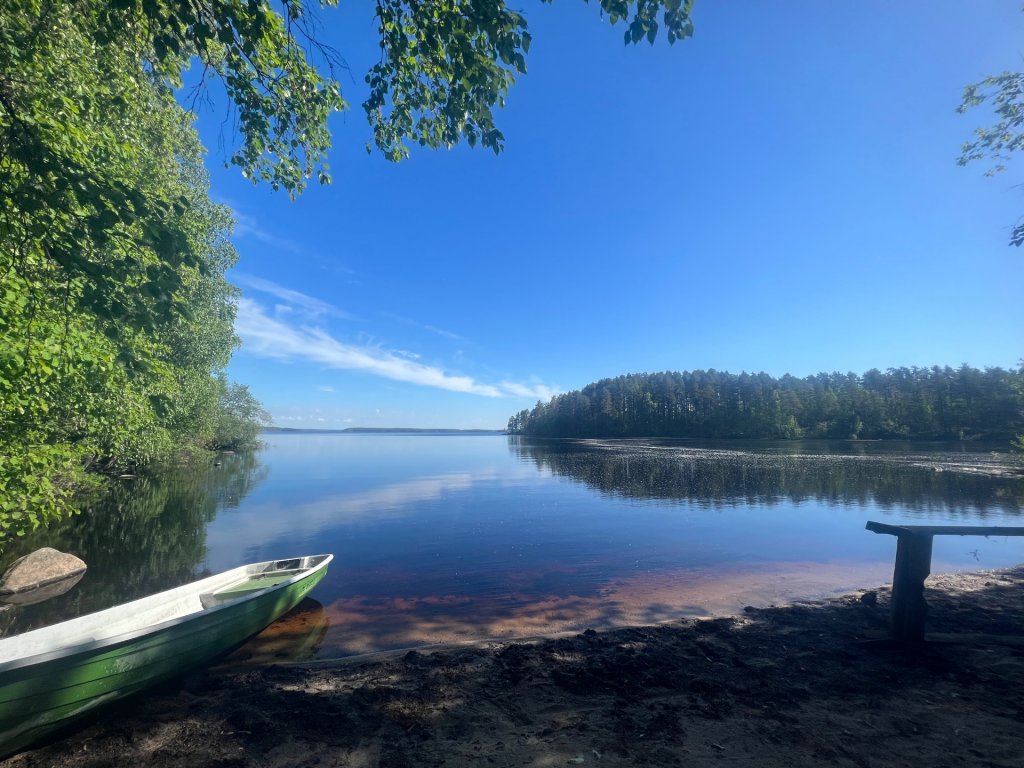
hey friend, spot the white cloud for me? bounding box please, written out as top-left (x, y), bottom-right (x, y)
top-left (231, 211), bottom-right (303, 254)
top-left (233, 274), bottom-right (347, 320)
top-left (381, 312), bottom-right (468, 344)
top-left (235, 298), bottom-right (557, 400)
top-left (204, 470), bottom-right (525, 567)
top-left (499, 380), bottom-right (561, 401)
top-left (317, 385), bottom-right (336, 393)
top-left (423, 324), bottom-right (465, 342)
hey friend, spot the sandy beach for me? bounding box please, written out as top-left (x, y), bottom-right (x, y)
top-left (3, 565), bottom-right (1024, 767)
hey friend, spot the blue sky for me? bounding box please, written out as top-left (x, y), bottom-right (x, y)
top-left (192, 2), bottom-right (1024, 430)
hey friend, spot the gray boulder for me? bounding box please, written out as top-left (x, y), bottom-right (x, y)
top-left (0, 548), bottom-right (87, 605)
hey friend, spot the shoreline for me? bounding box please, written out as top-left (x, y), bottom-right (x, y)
top-left (5, 566), bottom-right (1024, 767)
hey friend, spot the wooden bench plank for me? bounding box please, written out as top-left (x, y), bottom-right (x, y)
top-left (866, 521), bottom-right (1024, 537)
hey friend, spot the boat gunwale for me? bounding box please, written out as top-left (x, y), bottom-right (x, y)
top-left (0, 554), bottom-right (332, 675)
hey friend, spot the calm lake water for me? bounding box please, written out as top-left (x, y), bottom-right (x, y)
top-left (2, 434), bottom-right (1023, 660)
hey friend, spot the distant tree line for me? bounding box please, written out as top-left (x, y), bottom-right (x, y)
top-left (507, 366), bottom-right (1024, 441)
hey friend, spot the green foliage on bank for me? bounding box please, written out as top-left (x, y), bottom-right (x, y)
top-left (0, 1), bottom-right (275, 542)
top-left (508, 365), bottom-right (1024, 442)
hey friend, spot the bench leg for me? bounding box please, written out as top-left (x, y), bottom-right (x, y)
top-left (889, 533), bottom-right (933, 642)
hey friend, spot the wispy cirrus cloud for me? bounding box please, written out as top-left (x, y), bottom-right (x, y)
top-left (233, 274), bottom-right (349, 320)
top-left (381, 311), bottom-right (468, 344)
top-left (423, 324), bottom-right (465, 342)
top-left (498, 380), bottom-right (561, 401)
top-left (226, 202), bottom-right (355, 277)
top-left (234, 298), bottom-right (557, 400)
top-left (231, 211), bottom-right (303, 254)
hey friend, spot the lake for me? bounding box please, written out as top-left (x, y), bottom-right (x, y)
top-left (2, 434), bottom-right (1022, 660)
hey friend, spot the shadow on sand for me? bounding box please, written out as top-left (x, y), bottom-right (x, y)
top-left (6, 566), bottom-right (1024, 767)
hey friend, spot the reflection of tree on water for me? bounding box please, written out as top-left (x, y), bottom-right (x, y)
top-left (509, 438), bottom-right (1024, 516)
top-left (0, 452), bottom-right (267, 636)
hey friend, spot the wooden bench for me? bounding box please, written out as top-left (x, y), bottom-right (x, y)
top-left (866, 521), bottom-right (1024, 641)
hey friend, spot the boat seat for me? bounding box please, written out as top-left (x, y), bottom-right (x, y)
top-left (199, 573), bottom-right (299, 609)
top-left (198, 589), bottom-right (260, 609)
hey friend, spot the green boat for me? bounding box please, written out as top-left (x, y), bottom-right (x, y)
top-left (0, 553), bottom-right (333, 757)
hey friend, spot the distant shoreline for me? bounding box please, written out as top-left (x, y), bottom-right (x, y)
top-left (262, 427), bottom-right (506, 435)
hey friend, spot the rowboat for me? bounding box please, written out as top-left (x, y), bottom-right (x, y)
top-left (0, 554), bottom-right (333, 756)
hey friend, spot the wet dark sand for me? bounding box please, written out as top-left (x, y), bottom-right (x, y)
top-left (4, 566), bottom-right (1024, 767)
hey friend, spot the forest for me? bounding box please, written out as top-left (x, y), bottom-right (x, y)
top-left (506, 366), bottom-right (1024, 442)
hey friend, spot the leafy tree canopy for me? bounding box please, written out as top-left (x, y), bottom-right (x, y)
top-left (20, 0), bottom-right (696, 187)
top-left (958, 72), bottom-right (1024, 246)
top-left (364, 0), bottom-right (695, 159)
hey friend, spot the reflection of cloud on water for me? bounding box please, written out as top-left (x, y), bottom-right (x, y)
top-left (313, 559), bottom-right (898, 657)
top-left (326, 472), bottom-right (481, 519)
top-left (204, 470), bottom-right (502, 568)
